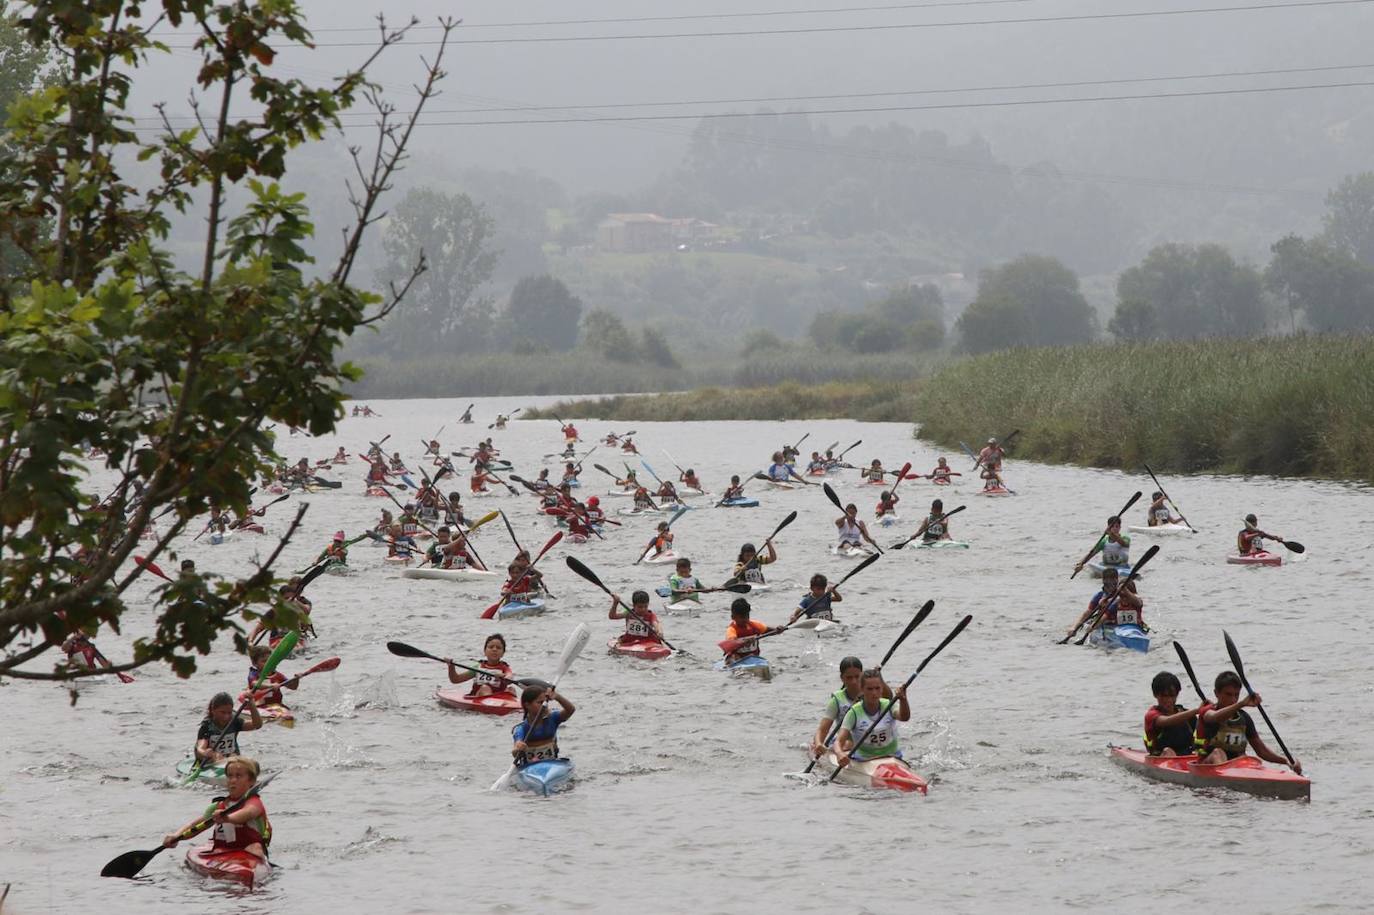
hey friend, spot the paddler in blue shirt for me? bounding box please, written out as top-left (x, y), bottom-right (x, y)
top-left (789, 573), bottom-right (843, 624)
top-left (766, 452), bottom-right (805, 484)
top-left (513, 687), bottom-right (575, 767)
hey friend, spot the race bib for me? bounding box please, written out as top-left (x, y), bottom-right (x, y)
top-left (1116, 609), bottom-right (1139, 626)
top-left (863, 725), bottom-right (891, 748)
top-left (523, 742), bottom-right (558, 763)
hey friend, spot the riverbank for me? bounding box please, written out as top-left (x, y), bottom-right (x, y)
top-left (523, 380), bottom-right (917, 422)
top-left (913, 335), bottom-right (1374, 480)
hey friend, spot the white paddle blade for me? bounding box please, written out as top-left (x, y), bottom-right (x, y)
top-left (490, 761), bottom-right (518, 792)
top-left (552, 623), bottom-right (591, 686)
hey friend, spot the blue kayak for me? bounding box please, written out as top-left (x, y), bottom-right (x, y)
top-left (718, 498), bottom-right (759, 508)
top-left (498, 598), bottom-right (547, 620)
top-left (713, 655), bottom-right (772, 680)
top-left (1089, 624), bottom-right (1151, 653)
top-left (513, 758), bottom-right (575, 796)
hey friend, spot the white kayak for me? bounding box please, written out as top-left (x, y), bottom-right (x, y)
top-left (640, 549), bottom-right (679, 565)
top-left (765, 480), bottom-right (798, 491)
top-left (618, 506), bottom-right (664, 517)
top-left (603, 490), bottom-right (635, 499)
top-left (676, 488), bottom-right (711, 499)
top-left (1128, 522), bottom-right (1194, 536)
top-left (400, 566), bottom-right (499, 582)
top-left (823, 749), bottom-right (929, 794)
top-left (877, 513), bottom-right (901, 527)
top-left (831, 543), bottom-right (876, 558)
top-left (662, 599), bottom-right (702, 615)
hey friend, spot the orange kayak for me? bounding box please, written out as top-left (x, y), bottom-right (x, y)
top-left (434, 687), bottom-right (520, 715)
top-left (607, 636), bottom-right (671, 661)
top-left (1109, 747), bottom-right (1309, 800)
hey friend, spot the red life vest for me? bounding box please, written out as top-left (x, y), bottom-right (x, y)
top-left (209, 795), bottom-right (270, 851)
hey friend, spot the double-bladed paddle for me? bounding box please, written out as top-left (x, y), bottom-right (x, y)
top-left (890, 505), bottom-right (966, 550)
top-left (565, 556), bottom-right (681, 653)
top-left (1070, 492), bottom-right (1143, 579)
top-left (828, 613), bottom-right (973, 782)
top-left (1143, 463), bottom-right (1198, 533)
top-left (1242, 520), bottom-right (1306, 554)
top-left (248, 656), bottom-right (341, 701)
top-left (101, 772), bottom-right (279, 878)
top-left (387, 641), bottom-right (549, 688)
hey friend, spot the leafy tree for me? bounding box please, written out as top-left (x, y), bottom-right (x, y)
top-left (0, 4), bottom-right (451, 682)
top-left (581, 307), bottom-right (635, 358)
top-left (373, 187), bottom-right (498, 357)
top-left (1321, 172), bottom-right (1374, 266)
top-left (1266, 235), bottom-right (1374, 332)
top-left (875, 283), bottom-right (944, 326)
top-left (638, 327), bottom-right (679, 368)
top-left (506, 274), bottom-right (583, 351)
top-left (741, 329), bottom-right (787, 356)
top-left (907, 318), bottom-right (945, 351)
top-left (956, 255), bottom-right (1095, 353)
top-left (0, 15), bottom-right (54, 297)
top-left (1111, 243), bottom-right (1265, 340)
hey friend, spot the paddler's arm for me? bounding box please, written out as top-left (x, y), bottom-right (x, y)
top-left (1066, 600), bottom-right (1099, 637)
top-left (1249, 732), bottom-right (1301, 773)
top-left (1153, 706), bottom-right (1202, 729)
top-left (242, 696), bottom-right (263, 731)
top-left (833, 727), bottom-right (855, 765)
top-left (762, 542), bottom-right (777, 563)
top-left (912, 518), bottom-right (930, 538)
top-left (214, 795), bottom-right (264, 827)
top-left (892, 685), bottom-right (912, 722)
top-left (1074, 537), bottom-right (1107, 572)
top-left (608, 595), bottom-right (627, 619)
top-left (1202, 694), bottom-right (1254, 725)
top-left (549, 689), bottom-right (575, 721)
top-left (446, 660), bottom-right (475, 685)
top-left (813, 716), bottom-right (837, 754)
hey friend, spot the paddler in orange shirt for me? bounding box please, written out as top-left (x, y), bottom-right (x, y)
top-left (723, 598), bottom-right (783, 665)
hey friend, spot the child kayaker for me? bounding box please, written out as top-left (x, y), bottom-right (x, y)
top-left (632, 484), bottom-right (656, 512)
top-left (194, 692), bottom-right (263, 766)
top-left (833, 669), bottom-right (910, 769)
top-left (721, 475), bottom-right (745, 502)
top-left (1147, 492), bottom-right (1177, 527)
top-left (447, 634), bottom-right (515, 698)
top-left (1143, 671), bottom-right (1201, 757)
top-left (766, 452), bottom-right (803, 484)
top-left (1073, 516), bottom-right (1130, 575)
top-left (643, 521), bottom-right (674, 561)
top-left (1196, 670), bottom-right (1302, 773)
top-left (1064, 568), bottom-right (1144, 638)
top-left (562, 462), bottom-right (580, 487)
top-left (655, 479), bottom-right (680, 504)
top-left (789, 573), bottom-right (843, 624)
top-left (1238, 514), bottom-right (1287, 555)
top-left (609, 590), bottom-right (664, 643)
top-left (723, 597), bottom-right (784, 665)
top-left (386, 524), bottom-right (415, 562)
top-left (930, 457), bottom-right (954, 483)
top-left (162, 755), bottom-right (271, 865)
top-left (911, 498), bottom-right (952, 544)
top-left (876, 490), bottom-right (900, 519)
top-left (811, 656), bottom-right (890, 757)
top-left (509, 551), bottom-right (545, 598)
top-left (513, 686), bottom-right (575, 767)
top-left (731, 541), bottom-right (776, 586)
top-left (668, 557), bottom-right (703, 606)
top-left (680, 468), bottom-right (703, 492)
top-left (316, 531), bottom-right (348, 567)
top-left (861, 458), bottom-right (885, 483)
top-left (835, 504), bottom-right (879, 552)
top-left (247, 645), bottom-right (300, 707)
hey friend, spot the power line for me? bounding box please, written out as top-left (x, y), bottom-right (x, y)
top-left (158, 0), bottom-right (1374, 47)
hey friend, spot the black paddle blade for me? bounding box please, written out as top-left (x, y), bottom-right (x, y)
top-left (1173, 641), bottom-right (1208, 702)
top-left (822, 482), bottom-right (843, 510)
top-left (881, 600), bottom-right (935, 667)
top-left (101, 846), bottom-right (164, 878)
top-left (565, 556), bottom-right (606, 592)
top-left (1221, 630), bottom-right (1249, 686)
top-left (722, 582), bottom-right (752, 593)
top-left (386, 641), bottom-right (442, 663)
top-left (772, 510), bottom-right (799, 538)
top-left (1119, 490), bottom-right (1144, 515)
top-left (1283, 540), bottom-right (1306, 554)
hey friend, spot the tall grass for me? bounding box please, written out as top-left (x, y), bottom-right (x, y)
top-left (525, 380), bottom-right (919, 423)
top-left (912, 335), bottom-right (1374, 479)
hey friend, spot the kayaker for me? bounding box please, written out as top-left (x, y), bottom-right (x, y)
top-left (562, 462), bottom-right (580, 487)
top-left (835, 503), bottom-right (880, 552)
top-left (494, 413), bottom-right (509, 429)
top-left (766, 452), bottom-right (805, 484)
top-left (603, 432), bottom-right (621, 446)
top-left (861, 459), bottom-right (885, 483)
top-left (811, 657), bottom-right (890, 757)
top-left (195, 692), bottom-right (263, 766)
top-left (680, 468), bottom-right (704, 492)
top-left (614, 469), bottom-right (639, 492)
top-left (162, 755), bottom-right (271, 865)
top-left (61, 630), bottom-right (112, 673)
top-left (977, 437), bottom-right (1005, 471)
top-left (425, 527), bottom-right (466, 569)
top-left (443, 492), bottom-right (467, 529)
top-left (610, 590), bottom-right (664, 642)
top-left (876, 490), bottom-right (900, 520)
top-left (1147, 492), bottom-right (1177, 527)
top-left (723, 598), bottom-right (783, 665)
top-left (535, 468), bottom-right (553, 492)
top-left (1195, 671), bottom-right (1302, 774)
top-left (389, 451), bottom-right (407, 473)
top-left (365, 458), bottom-right (389, 487)
top-left (512, 550), bottom-right (546, 594)
top-left (583, 495), bottom-right (606, 526)
top-left (621, 436), bottom-right (639, 454)
top-left (912, 498), bottom-right (952, 543)
top-left (316, 531), bottom-right (348, 567)
top-left (471, 466), bottom-right (494, 494)
top-left (1073, 516), bottom-right (1130, 575)
top-left (781, 442), bottom-right (801, 465)
top-left (656, 479), bottom-right (681, 504)
top-left (721, 475), bottom-right (746, 502)
top-left (447, 634), bottom-right (515, 698)
top-left (459, 405), bottom-right (473, 423)
top-left (1143, 671), bottom-right (1201, 757)
top-left (731, 541), bottom-right (776, 586)
top-left (561, 422), bottom-right (579, 442)
top-left (424, 439), bottom-right (442, 457)
top-left (643, 521), bottom-right (674, 561)
top-left (1238, 514), bottom-right (1285, 555)
top-left (247, 645), bottom-right (300, 706)
top-left (789, 573), bottom-right (842, 624)
top-left (668, 557), bottom-right (703, 606)
top-left (980, 465), bottom-right (1003, 491)
top-left (333, 447), bottom-right (348, 463)
top-left (806, 452), bottom-right (826, 475)
top-left (513, 686), bottom-right (575, 767)
top-left (929, 457), bottom-right (956, 483)
top-left (1064, 567), bottom-right (1144, 638)
top-left (833, 669), bottom-right (911, 768)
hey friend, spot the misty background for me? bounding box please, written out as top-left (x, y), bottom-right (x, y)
top-left (107, 0), bottom-right (1374, 388)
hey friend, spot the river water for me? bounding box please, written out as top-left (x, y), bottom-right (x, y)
top-left (3, 395), bottom-right (1372, 914)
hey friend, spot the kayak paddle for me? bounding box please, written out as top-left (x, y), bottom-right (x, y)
top-left (1143, 463), bottom-right (1198, 533)
top-left (802, 599), bottom-right (935, 775)
top-left (101, 772), bottom-right (279, 878)
top-left (184, 632), bottom-right (296, 784)
top-left (564, 556), bottom-right (681, 653)
top-left (890, 505), bottom-right (966, 550)
top-left (481, 531), bottom-right (562, 620)
top-left (499, 510), bottom-right (524, 553)
top-left (87, 643), bottom-right (136, 683)
top-left (835, 440), bottom-right (862, 461)
top-left (1069, 491), bottom-right (1143, 579)
top-left (133, 555), bottom-right (173, 582)
top-left (823, 482), bottom-right (881, 554)
top-left (250, 656), bottom-right (341, 700)
top-left (1223, 630), bottom-right (1300, 771)
top-left (886, 462), bottom-right (914, 496)
top-left (490, 623), bottom-right (591, 791)
top-left (828, 613), bottom-right (973, 782)
top-left (1172, 641), bottom-right (1209, 703)
top-left (386, 641), bottom-right (548, 688)
top-left (1244, 519), bottom-right (1305, 554)
top-left (1068, 544), bottom-right (1159, 645)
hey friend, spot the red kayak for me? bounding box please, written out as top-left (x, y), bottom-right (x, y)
top-left (978, 486), bottom-right (1012, 497)
top-left (185, 845), bottom-right (271, 888)
top-left (607, 636), bottom-right (671, 661)
top-left (434, 687), bottom-right (520, 715)
top-left (1226, 551), bottom-right (1282, 567)
top-left (1109, 747), bottom-right (1309, 800)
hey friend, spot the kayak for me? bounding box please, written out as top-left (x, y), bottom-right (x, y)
top-left (1128, 523), bottom-right (1193, 536)
top-left (236, 694), bottom-right (296, 727)
top-left (877, 514), bottom-right (900, 527)
top-left (676, 488), bottom-right (710, 499)
top-left (1108, 747), bottom-right (1309, 800)
top-left (932, 478), bottom-right (952, 486)
top-left (714, 655), bottom-right (772, 681)
top-left (400, 566), bottom-right (499, 582)
top-left (208, 530), bottom-right (232, 545)
top-left (1227, 551), bottom-right (1282, 567)
top-left (764, 479), bottom-right (798, 491)
top-left (824, 749), bottom-right (929, 794)
top-left (497, 598), bottom-right (546, 620)
top-left (267, 483), bottom-right (286, 495)
top-left (831, 543), bottom-right (876, 558)
top-left (175, 758), bottom-right (228, 787)
top-left (233, 523), bottom-right (265, 534)
top-left (383, 554), bottom-right (413, 566)
top-left (662, 599), bottom-right (702, 615)
top-left (640, 549), bottom-right (678, 565)
top-left (365, 486), bottom-right (390, 497)
top-left (718, 498), bottom-right (759, 508)
top-left (185, 845), bottom-right (272, 889)
top-left (1087, 623), bottom-right (1151, 653)
top-left (435, 687), bottom-right (521, 715)
top-left (513, 758), bottom-right (575, 796)
top-left (608, 636), bottom-right (672, 660)
top-left (618, 506), bottom-right (663, 517)
top-left (977, 486), bottom-right (1013, 497)
top-left (1087, 560), bottom-right (1136, 579)
top-left (323, 559), bottom-right (349, 575)
top-left (917, 539), bottom-right (969, 549)
top-left (603, 490), bottom-right (635, 498)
